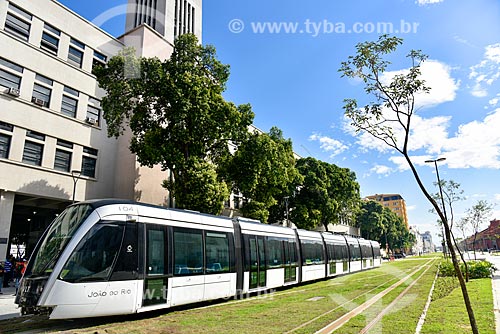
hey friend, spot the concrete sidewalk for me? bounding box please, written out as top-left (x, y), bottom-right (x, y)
top-left (483, 254), bottom-right (500, 334)
top-left (0, 285), bottom-right (21, 321)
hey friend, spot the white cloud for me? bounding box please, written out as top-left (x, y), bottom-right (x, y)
top-left (381, 60), bottom-right (459, 109)
top-left (495, 194), bottom-right (500, 201)
top-left (416, 0), bottom-right (444, 5)
top-left (309, 134), bottom-right (348, 157)
top-left (469, 43), bottom-right (500, 97)
top-left (407, 205), bottom-right (417, 211)
top-left (444, 108), bottom-right (500, 169)
top-left (371, 164), bottom-right (393, 176)
top-left (489, 97), bottom-right (499, 107)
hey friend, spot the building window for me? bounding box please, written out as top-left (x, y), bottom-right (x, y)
top-left (81, 156), bottom-right (96, 178)
top-left (57, 138), bottom-right (73, 149)
top-left (92, 51), bottom-right (107, 71)
top-left (0, 58), bottom-right (23, 90)
top-left (32, 74), bottom-right (53, 108)
top-left (40, 23), bottom-right (61, 55)
top-left (0, 121), bottom-right (14, 132)
top-left (4, 4), bottom-right (32, 41)
top-left (61, 86), bottom-right (79, 118)
top-left (82, 146), bottom-right (98, 178)
top-left (54, 149), bottom-right (72, 172)
top-left (23, 141), bottom-right (44, 166)
top-left (26, 130), bottom-right (45, 141)
top-left (67, 39), bottom-right (85, 68)
top-left (0, 134), bottom-right (11, 159)
top-left (86, 106), bottom-right (100, 125)
top-left (86, 98), bottom-right (101, 125)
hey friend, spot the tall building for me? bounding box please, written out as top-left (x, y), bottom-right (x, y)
top-left (365, 193), bottom-right (409, 228)
top-left (421, 231), bottom-right (435, 253)
top-left (0, 0), bottom-right (202, 258)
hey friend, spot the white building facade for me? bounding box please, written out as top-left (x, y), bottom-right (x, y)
top-left (0, 0), bottom-right (202, 258)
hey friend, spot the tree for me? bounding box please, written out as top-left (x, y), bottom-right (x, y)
top-left (464, 200), bottom-right (493, 260)
top-left (291, 157), bottom-right (360, 231)
top-left (94, 34), bottom-right (254, 214)
top-left (222, 127), bottom-right (301, 223)
top-left (357, 200), bottom-right (385, 241)
top-left (357, 200), bottom-right (414, 253)
top-left (340, 34), bottom-right (479, 333)
top-left (430, 180), bottom-right (469, 279)
top-left (457, 217), bottom-right (470, 259)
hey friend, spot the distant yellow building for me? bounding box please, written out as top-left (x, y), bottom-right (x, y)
top-left (365, 194), bottom-right (409, 228)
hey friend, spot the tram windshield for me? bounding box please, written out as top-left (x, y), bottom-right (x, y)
top-left (29, 204), bottom-right (94, 277)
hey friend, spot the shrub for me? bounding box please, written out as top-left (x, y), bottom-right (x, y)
top-left (437, 260), bottom-right (496, 279)
top-left (467, 260), bottom-right (496, 279)
top-left (432, 276), bottom-right (459, 301)
top-left (437, 260), bottom-right (455, 277)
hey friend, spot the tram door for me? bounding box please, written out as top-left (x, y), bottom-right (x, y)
top-left (249, 235), bottom-right (266, 289)
top-left (143, 225), bottom-right (169, 306)
top-left (283, 240), bottom-right (297, 283)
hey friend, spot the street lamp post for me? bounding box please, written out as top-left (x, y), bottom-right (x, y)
top-left (71, 170), bottom-right (82, 203)
top-left (284, 196), bottom-right (290, 227)
top-left (425, 157), bottom-right (448, 257)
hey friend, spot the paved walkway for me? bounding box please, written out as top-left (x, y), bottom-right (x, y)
top-left (483, 253), bottom-right (500, 334)
top-left (0, 285), bottom-right (21, 321)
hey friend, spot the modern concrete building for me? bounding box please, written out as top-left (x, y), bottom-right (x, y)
top-left (0, 0), bottom-right (202, 258)
top-left (365, 193), bottom-right (409, 228)
top-left (421, 231), bottom-right (435, 253)
top-left (409, 225), bottom-right (424, 255)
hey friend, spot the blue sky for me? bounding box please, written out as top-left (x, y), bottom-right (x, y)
top-left (59, 0), bottom-right (500, 244)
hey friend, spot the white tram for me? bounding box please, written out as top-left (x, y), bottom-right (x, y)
top-left (16, 200), bottom-right (382, 319)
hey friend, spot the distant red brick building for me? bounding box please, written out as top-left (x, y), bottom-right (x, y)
top-left (465, 219), bottom-right (500, 251)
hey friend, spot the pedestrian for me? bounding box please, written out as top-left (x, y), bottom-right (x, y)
top-left (14, 259), bottom-right (24, 295)
top-left (3, 257), bottom-right (12, 288)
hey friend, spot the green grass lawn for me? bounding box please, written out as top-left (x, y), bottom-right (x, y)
top-left (421, 277), bottom-right (495, 334)
top-left (1, 257), bottom-right (494, 334)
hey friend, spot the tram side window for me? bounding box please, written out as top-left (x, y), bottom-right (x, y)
top-left (267, 237), bottom-right (283, 268)
top-left (110, 222), bottom-right (139, 280)
top-left (289, 240), bottom-right (298, 265)
top-left (174, 228), bottom-right (203, 275)
top-left (326, 243), bottom-right (335, 263)
top-left (361, 245), bottom-right (372, 260)
top-left (334, 244), bottom-right (348, 261)
top-left (301, 241), bottom-right (325, 265)
top-left (373, 245), bottom-right (381, 258)
top-left (350, 244), bottom-right (361, 261)
top-left (205, 232), bottom-right (230, 273)
top-left (147, 228), bottom-right (165, 275)
top-left (60, 223), bottom-right (124, 282)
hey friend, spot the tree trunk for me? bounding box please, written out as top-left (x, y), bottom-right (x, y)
top-left (451, 231), bottom-right (469, 282)
top-left (404, 154), bottom-right (478, 334)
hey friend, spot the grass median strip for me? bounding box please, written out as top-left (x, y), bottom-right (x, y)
top-left (421, 277), bottom-right (495, 334)
top-left (311, 258), bottom-right (439, 334)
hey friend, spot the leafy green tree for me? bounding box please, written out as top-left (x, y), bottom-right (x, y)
top-left (222, 127), bottom-right (301, 223)
top-left (357, 200), bottom-right (385, 241)
top-left (340, 34), bottom-right (478, 332)
top-left (357, 200), bottom-right (413, 253)
top-left (290, 157), bottom-right (360, 231)
top-left (464, 200), bottom-right (494, 260)
top-left (94, 34), bottom-right (254, 214)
